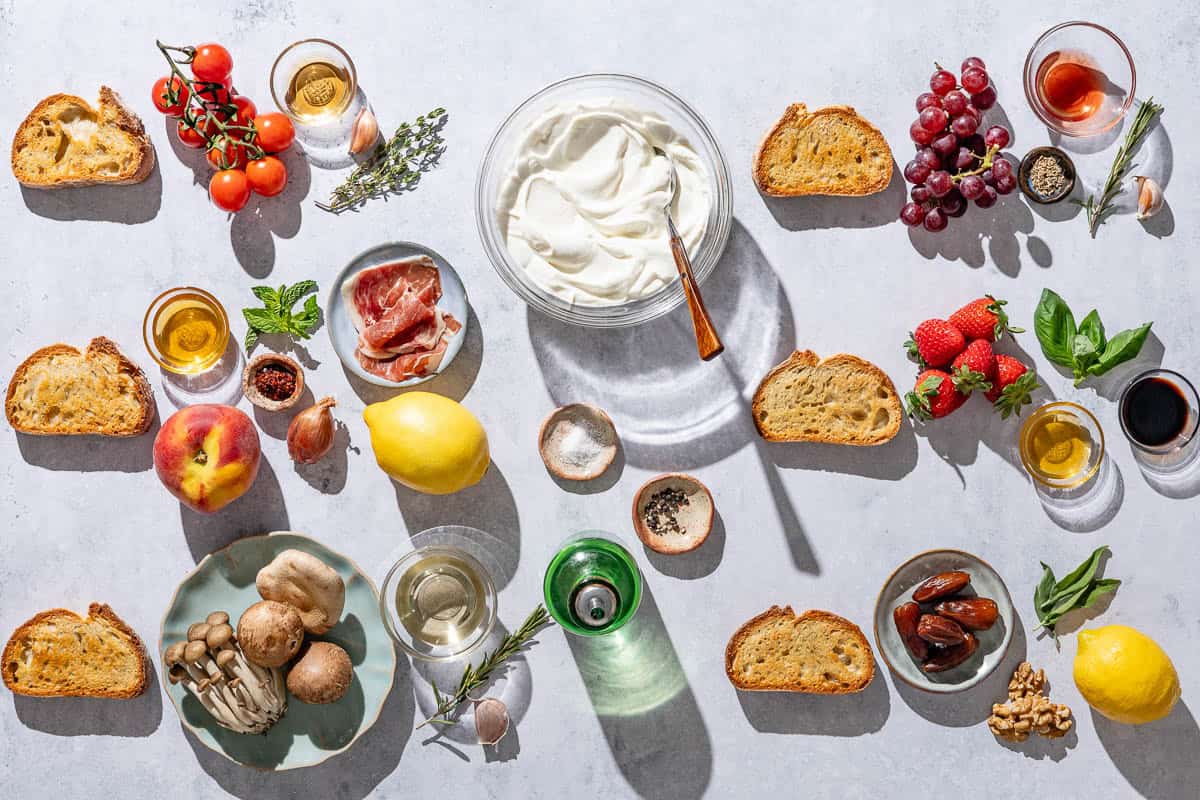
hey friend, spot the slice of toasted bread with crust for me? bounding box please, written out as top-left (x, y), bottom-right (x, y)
top-left (11, 86), bottom-right (155, 188)
top-left (725, 606), bottom-right (875, 694)
top-left (2, 603), bottom-right (149, 698)
top-left (5, 337), bottom-right (155, 436)
top-left (754, 103), bottom-right (892, 197)
top-left (752, 350), bottom-right (901, 445)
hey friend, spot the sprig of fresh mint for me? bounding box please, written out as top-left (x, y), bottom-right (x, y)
top-left (1034, 545), bottom-right (1120, 636)
top-left (242, 280), bottom-right (320, 353)
top-left (1033, 289), bottom-right (1152, 387)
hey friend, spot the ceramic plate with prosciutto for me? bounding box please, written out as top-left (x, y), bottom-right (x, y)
top-left (328, 242), bottom-right (469, 387)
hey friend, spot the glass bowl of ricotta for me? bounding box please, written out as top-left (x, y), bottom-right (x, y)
top-left (476, 73), bottom-right (733, 328)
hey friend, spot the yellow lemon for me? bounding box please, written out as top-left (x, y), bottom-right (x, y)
top-left (1074, 625), bottom-right (1180, 725)
top-left (363, 392), bottom-right (489, 495)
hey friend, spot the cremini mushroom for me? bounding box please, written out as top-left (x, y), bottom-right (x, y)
top-left (162, 610), bottom-right (286, 735)
top-left (237, 601), bottom-right (305, 668)
top-left (286, 641), bottom-right (353, 704)
top-left (256, 549), bottom-right (346, 635)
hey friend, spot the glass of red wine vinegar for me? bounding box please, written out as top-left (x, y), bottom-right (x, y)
top-left (1118, 370), bottom-right (1200, 472)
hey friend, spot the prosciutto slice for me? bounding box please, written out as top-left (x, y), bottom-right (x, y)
top-left (341, 256), bottom-right (461, 382)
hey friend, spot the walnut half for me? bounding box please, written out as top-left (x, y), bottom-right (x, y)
top-left (988, 662), bottom-right (1073, 743)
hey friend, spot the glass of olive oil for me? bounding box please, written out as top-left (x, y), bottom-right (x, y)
top-left (142, 287), bottom-right (229, 375)
top-left (380, 545), bottom-right (497, 661)
top-left (1019, 401), bottom-right (1105, 490)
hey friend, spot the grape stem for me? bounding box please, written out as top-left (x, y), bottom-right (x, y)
top-left (951, 144), bottom-right (1000, 183)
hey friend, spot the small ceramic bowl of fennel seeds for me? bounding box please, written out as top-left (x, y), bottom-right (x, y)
top-left (632, 473), bottom-right (714, 555)
top-left (1018, 146), bottom-right (1076, 204)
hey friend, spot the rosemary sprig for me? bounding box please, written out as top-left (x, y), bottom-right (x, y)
top-left (417, 604), bottom-right (552, 730)
top-left (1078, 98), bottom-right (1163, 237)
top-left (317, 108), bottom-right (447, 213)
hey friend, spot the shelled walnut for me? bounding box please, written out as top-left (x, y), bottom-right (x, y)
top-left (988, 662), bottom-right (1072, 742)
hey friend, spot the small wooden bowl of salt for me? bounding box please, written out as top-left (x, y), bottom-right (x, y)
top-left (538, 404), bottom-right (619, 481)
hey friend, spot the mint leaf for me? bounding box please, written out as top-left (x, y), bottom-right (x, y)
top-left (244, 328), bottom-right (259, 353)
top-left (1034, 289), bottom-right (1077, 369)
top-left (251, 285), bottom-right (281, 314)
top-left (281, 280), bottom-right (318, 311)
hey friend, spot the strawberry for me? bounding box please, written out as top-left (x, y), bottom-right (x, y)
top-left (905, 319), bottom-right (965, 368)
top-left (950, 339), bottom-right (996, 395)
top-left (987, 355), bottom-right (1040, 419)
top-left (948, 295), bottom-right (1024, 342)
top-left (906, 369), bottom-right (967, 420)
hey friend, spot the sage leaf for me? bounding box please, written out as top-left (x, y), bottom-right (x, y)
top-left (1050, 545), bottom-right (1110, 599)
top-left (1034, 289), bottom-right (1077, 368)
top-left (1034, 562), bottom-right (1057, 613)
top-left (1081, 578), bottom-right (1121, 607)
top-left (1033, 547), bottom-right (1119, 633)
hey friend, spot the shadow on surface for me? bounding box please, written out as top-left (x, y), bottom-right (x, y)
top-left (760, 161), bottom-right (905, 231)
top-left (20, 164), bottom-right (162, 224)
top-left (735, 659), bottom-right (890, 735)
top-left (16, 413), bottom-right (159, 473)
top-left (1093, 701), bottom-right (1199, 799)
top-left (180, 458), bottom-right (290, 561)
top-left (566, 584), bottom-right (712, 800)
top-left (13, 659), bottom-right (162, 737)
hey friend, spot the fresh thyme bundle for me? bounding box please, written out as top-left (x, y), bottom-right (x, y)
top-left (317, 108), bottom-right (447, 212)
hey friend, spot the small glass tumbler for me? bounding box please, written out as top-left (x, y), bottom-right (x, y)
top-left (1119, 369), bottom-right (1200, 475)
top-left (269, 38), bottom-right (362, 167)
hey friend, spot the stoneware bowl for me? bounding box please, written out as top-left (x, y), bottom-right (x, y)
top-left (326, 241), bottom-right (469, 388)
top-left (161, 531), bottom-right (396, 770)
top-left (242, 352), bottom-right (305, 411)
top-left (873, 549), bottom-right (1013, 694)
top-left (631, 473), bottom-right (714, 555)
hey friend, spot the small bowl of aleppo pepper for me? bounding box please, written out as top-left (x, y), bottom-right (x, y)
top-left (243, 353), bottom-right (305, 411)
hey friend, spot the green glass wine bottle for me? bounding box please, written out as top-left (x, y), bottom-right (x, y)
top-left (543, 532), bottom-right (642, 636)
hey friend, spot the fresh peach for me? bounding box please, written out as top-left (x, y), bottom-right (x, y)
top-left (153, 404), bottom-right (261, 513)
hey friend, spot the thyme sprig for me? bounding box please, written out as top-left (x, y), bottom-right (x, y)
top-left (417, 604), bottom-right (551, 730)
top-left (316, 108), bottom-right (447, 213)
top-left (1078, 98), bottom-right (1163, 237)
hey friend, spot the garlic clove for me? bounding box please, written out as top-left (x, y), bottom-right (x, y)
top-left (1135, 175), bottom-right (1164, 220)
top-left (473, 697), bottom-right (510, 746)
top-left (287, 396), bottom-right (337, 464)
top-left (349, 107), bottom-right (380, 155)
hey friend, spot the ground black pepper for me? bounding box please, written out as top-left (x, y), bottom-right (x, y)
top-left (642, 488), bottom-right (689, 535)
top-left (254, 364), bottom-right (297, 401)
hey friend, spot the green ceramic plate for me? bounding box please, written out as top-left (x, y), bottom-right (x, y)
top-left (160, 532), bottom-right (396, 770)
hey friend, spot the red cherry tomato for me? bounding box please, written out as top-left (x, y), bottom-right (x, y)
top-left (253, 113), bottom-right (295, 153)
top-left (177, 115), bottom-right (212, 148)
top-left (206, 136), bottom-right (250, 170)
top-left (191, 43), bottom-right (233, 84)
top-left (194, 80), bottom-right (233, 109)
top-left (245, 156), bottom-right (288, 197)
top-left (230, 95), bottom-right (257, 127)
top-left (209, 169), bottom-right (251, 212)
top-left (151, 76), bottom-right (190, 116)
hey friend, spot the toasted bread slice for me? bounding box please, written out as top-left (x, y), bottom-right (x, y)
top-left (754, 103), bottom-right (892, 197)
top-left (752, 350), bottom-right (901, 445)
top-left (11, 87), bottom-right (155, 188)
top-left (3, 603), bottom-right (149, 698)
top-left (5, 337), bottom-right (155, 436)
top-left (725, 606), bottom-right (875, 693)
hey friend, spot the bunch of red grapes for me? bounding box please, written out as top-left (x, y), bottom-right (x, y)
top-left (900, 57), bottom-right (1015, 233)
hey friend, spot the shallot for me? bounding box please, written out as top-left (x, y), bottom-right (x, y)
top-left (287, 396), bottom-right (337, 464)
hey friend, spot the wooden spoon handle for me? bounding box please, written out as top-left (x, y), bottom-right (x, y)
top-left (667, 218), bottom-right (723, 360)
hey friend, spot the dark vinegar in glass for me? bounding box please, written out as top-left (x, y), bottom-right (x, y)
top-left (1122, 377), bottom-right (1189, 447)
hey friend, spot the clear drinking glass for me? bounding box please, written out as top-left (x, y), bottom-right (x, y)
top-left (1023, 21), bottom-right (1136, 138)
top-left (269, 38), bottom-right (361, 166)
top-left (1118, 369), bottom-right (1200, 474)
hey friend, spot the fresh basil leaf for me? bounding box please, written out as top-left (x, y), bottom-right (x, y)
top-left (243, 308), bottom-right (284, 332)
top-left (1034, 289), bottom-right (1077, 369)
top-left (281, 280), bottom-right (318, 311)
top-left (1050, 545), bottom-right (1110, 600)
top-left (1079, 310), bottom-right (1106, 351)
top-left (1090, 323), bottom-right (1153, 377)
top-left (1034, 562), bottom-right (1057, 614)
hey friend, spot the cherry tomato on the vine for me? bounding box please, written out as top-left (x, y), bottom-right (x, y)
top-left (253, 113), bottom-right (295, 153)
top-left (245, 156), bottom-right (288, 197)
top-left (151, 76), bottom-right (190, 116)
top-left (209, 169), bottom-right (251, 212)
top-left (177, 115), bottom-right (212, 148)
top-left (230, 95), bottom-right (258, 127)
top-left (194, 80), bottom-right (233, 109)
top-left (191, 43), bottom-right (233, 84)
top-left (206, 136), bottom-right (250, 170)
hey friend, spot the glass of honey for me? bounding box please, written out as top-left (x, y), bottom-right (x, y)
top-left (1019, 401), bottom-right (1105, 491)
top-left (142, 287), bottom-right (230, 375)
top-left (1023, 22), bottom-right (1135, 137)
top-left (1119, 370), bottom-right (1200, 474)
top-left (270, 38), bottom-right (360, 167)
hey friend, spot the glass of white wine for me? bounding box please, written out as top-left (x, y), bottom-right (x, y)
top-left (269, 38), bottom-right (361, 166)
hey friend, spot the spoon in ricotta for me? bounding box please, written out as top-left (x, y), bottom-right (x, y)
top-left (654, 145), bottom-right (723, 360)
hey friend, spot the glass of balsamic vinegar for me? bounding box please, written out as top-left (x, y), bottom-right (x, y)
top-left (1119, 370), bottom-right (1200, 473)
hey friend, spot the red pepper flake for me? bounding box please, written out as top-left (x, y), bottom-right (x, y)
top-left (254, 364), bottom-right (297, 401)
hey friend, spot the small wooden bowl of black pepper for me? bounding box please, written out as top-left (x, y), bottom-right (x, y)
top-left (1018, 147), bottom-right (1076, 204)
top-left (632, 473), bottom-right (714, 555)
top-left (243, 353), bottom-right (305, 411)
